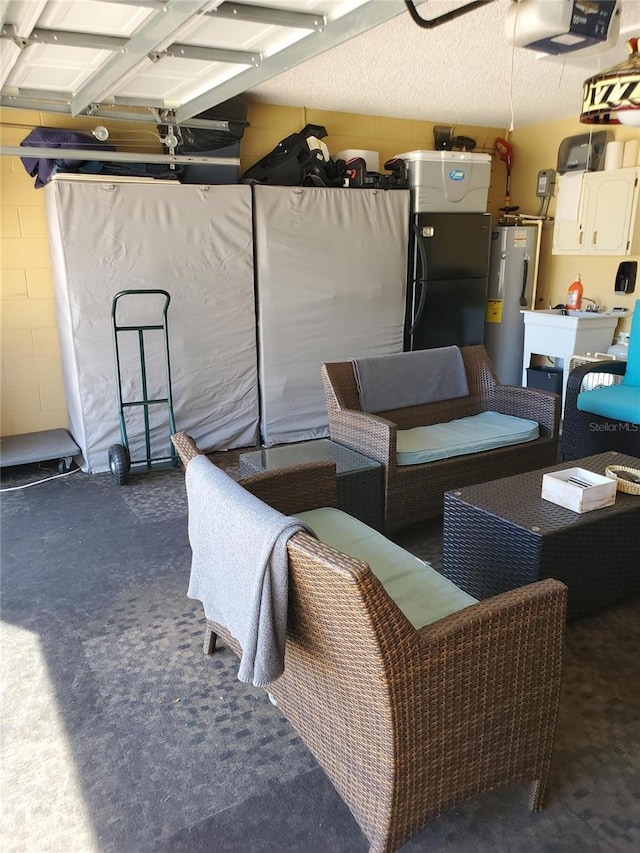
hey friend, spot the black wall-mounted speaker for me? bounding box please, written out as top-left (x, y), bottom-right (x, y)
top-left (614, 261), bottom-right (637, 295)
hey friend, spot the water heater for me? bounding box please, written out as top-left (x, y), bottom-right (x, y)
top-left (506, 0), bottom-right (621, 55)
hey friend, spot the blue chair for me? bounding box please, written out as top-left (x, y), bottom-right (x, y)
top-left (562, 299), bottom-right (640, 459)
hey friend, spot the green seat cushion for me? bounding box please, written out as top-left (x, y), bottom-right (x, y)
top-left (297, 507), bottom-right (477, 629)
top-left (396, 410), bottom-right (540, 466)
top-left (577, 384), bottom-right (640, 425)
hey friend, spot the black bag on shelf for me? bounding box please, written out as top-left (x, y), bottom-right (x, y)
top-left (159, 98), bottom-right (248, 185)
top-left (240, 124), bottom-right (346, 187)
top-left (172, 97), bottom-right (248, 153)
top-left (343, 156), bottom-right (409, 189)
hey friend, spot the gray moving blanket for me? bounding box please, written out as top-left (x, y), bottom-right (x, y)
top-left (185, 455), bottom-right (313, 686)
top-left (351, 346), bottom-right (469, 412)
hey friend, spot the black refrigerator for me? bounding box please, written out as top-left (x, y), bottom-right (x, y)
top-left (405, 212), bottom-right (492, 350)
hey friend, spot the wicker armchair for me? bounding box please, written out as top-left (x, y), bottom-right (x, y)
top-left (562, 301), bottom-right (640, 460)
top-left (321, 345), bottom-right (560, 532)
top-left (561, 361), bottom-right (639, 458)
top-left (172, 431), bottom-right (567, 853)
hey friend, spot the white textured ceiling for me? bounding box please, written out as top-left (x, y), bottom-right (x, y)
top-left (1, 0), bottom-right (639, 131)
top-left (248, 0), bottom-right (640, 129)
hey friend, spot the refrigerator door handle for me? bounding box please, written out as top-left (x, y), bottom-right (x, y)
top-left (519, 254), bottom-right (529, 307)
top-left (409, 278), bottom-right (427, 336)
top-left (409, 224), bottom-right (429, 336)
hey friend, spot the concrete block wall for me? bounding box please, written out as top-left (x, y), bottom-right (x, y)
top-left (1, 112), bottom-right (66, 436)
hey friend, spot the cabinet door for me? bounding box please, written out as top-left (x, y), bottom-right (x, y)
top-left (552, 218), bottom-right (584, 254)
top-left (552, 174), bottom-right (585, 255)
top-left (586, 168), bottom-right (639, 255)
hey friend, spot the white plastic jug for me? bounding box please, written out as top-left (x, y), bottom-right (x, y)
top-left (607, 332), bottom-right (630, 360)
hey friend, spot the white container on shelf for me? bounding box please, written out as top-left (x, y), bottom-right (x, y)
top-left (392, 150), bottom-right (491, 213)
top-left (604, 140), bottom-right (624, 171)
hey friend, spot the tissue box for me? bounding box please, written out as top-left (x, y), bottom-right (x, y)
top-left (541, 467), bottom-right (617, 513)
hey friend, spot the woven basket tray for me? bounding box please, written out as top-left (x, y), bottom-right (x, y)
top-left (605, 465), bottom-right (640, 495)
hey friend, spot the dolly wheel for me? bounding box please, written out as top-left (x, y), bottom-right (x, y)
top-left (108, 444), bottom-right (130, 486)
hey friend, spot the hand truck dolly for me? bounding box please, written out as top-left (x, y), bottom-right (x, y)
top-left (108, 289), bottom-right (178, 485)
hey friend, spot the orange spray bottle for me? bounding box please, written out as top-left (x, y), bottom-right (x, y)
top-left (565, 274), bottom-right (583, 311)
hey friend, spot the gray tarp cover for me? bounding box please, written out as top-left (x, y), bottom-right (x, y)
top-left (253, 186), bottom-right (410, 446)
top-left (46, 180), bottom-right (259, 472)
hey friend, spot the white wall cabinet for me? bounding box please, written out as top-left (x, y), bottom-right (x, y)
top-left (552, 167), bottom-right (640, 256)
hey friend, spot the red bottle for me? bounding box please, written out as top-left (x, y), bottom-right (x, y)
top-left (565, 275), bottom-right (583, 310)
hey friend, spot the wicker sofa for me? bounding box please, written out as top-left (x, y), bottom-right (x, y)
top-left (321, 345), bottom-right (560, 533)
top-left (172, 431), bottom-right (567, 853)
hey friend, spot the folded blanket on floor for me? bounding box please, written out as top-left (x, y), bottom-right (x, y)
top-left (351, 346), bottom-right (469, 412)
top-left (185, 455), bottom-right (313, 686)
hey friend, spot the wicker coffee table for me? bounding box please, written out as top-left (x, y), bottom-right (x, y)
top-left (240, 439), bottom-right (383, 530)
top-left (442, 451), bottom-right (640, 619)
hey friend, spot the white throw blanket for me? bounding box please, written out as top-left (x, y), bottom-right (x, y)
top-left (185, 454), bottom-right (313, 686)
top-left (351, 346), bottom-right (469, 412)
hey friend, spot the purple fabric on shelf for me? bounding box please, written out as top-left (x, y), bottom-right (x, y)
top-left (19, 127), bottom-right (116, 188)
